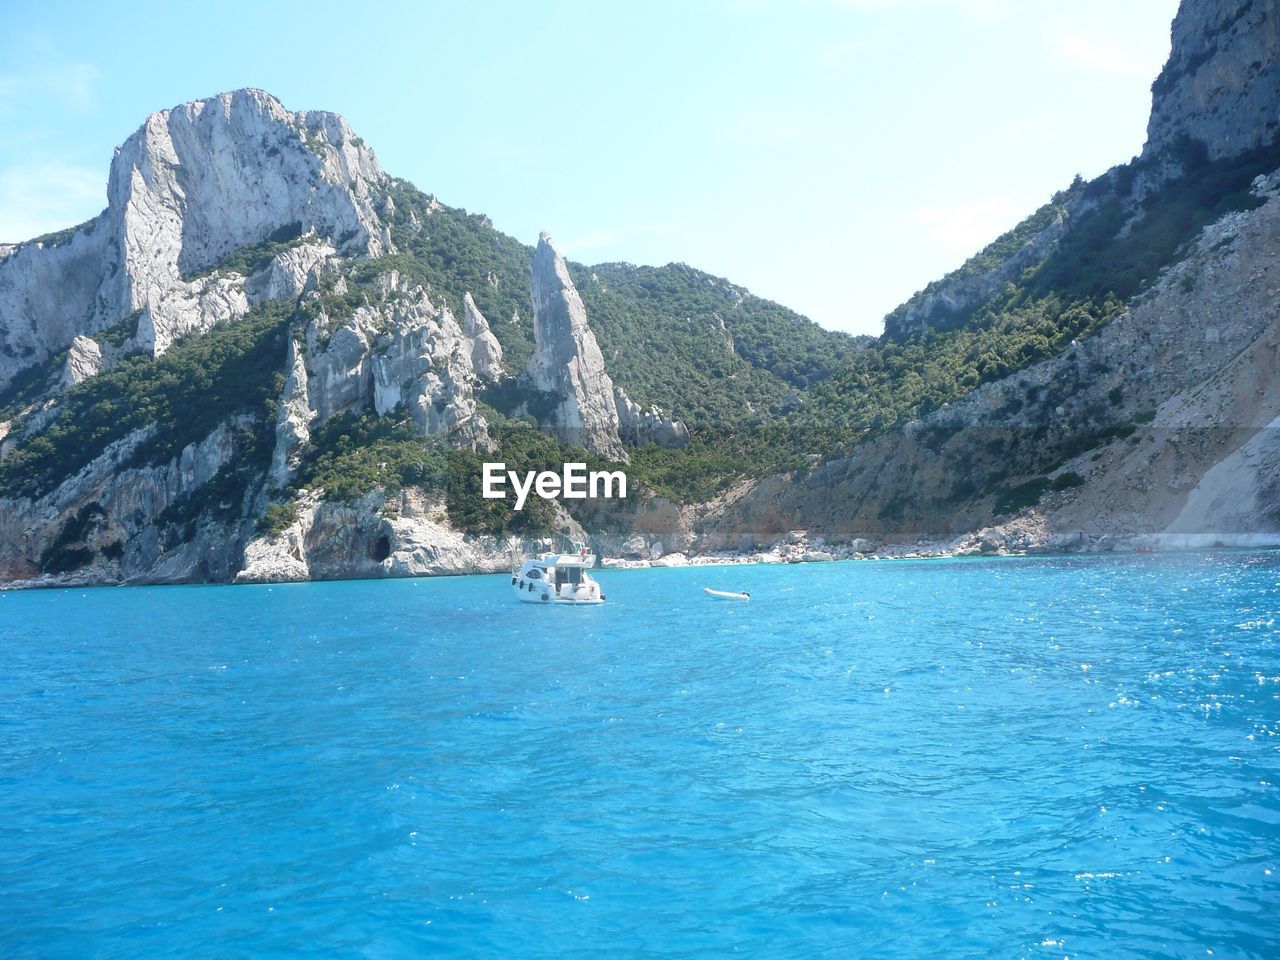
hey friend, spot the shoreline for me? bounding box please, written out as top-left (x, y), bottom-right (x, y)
top-left (6, 532), bottom-right (1280, 592)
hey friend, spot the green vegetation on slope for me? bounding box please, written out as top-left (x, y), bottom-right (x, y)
top-left (783, 138), bottom-right (1280, 464)
top-left (0, 301), bottom-right (291, 499)
top-left (290, 412), bottom-right (449, 502)
top-left (369, 178), bottom-right (860, 429)
top-left (798, 294), bottom-right (1124, 454)
top-left (0, 349), bottom-right (69, 421)
top-left (1031, 137), bottom-right (1279, 303)
top-left (576, 262), bottom-right (864, 427)
top-left (10, 217), bottom-right (97, 253)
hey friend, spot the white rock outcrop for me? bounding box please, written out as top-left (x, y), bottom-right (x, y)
top-left (270, 338), bottom-right (313, 486)
top-left (244, 238), bottom-right (336, 305)
top-left (269, 272), bottom-right (495, 484)
top-left (614, 385), bottom-right (689, 448)
top-left (0, 88), bottom-right (388, 388)
top-left (236, 489), bottom-right (535, 583)
top-left (523, 233), bottom-right (627, 460)
top-left (461, 292), bottom-right (504, 382)
top-left (369, 291), bottom-right (488, 442)
top-left (60, 336), bottom-right (103, 387)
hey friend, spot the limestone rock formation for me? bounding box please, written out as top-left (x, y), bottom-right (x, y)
top-left (523, 233), bottom-right (627, 460)
top-left (269, 272), bottom-right (495, 488)
top-left (60, 336), bottom-right (103, 387)
top-left (461, 292), bottom-right (504, 382)
top-left (368, 291), bottom-right (488, 442)
top-left (244, 238), bottom-right (336, 305)
top-left (0, 417), bottom-right (254, 584)
top-left (236, 488), bottom-right (582, 583)
top-left (614, 386), bottom-right (689, 448)
top-left (270, 338), bottom-right (313, 486)
top-left (0, 88), bottom-right (388, 388)
top-left (1145, 0), bottom-right (1280, 160)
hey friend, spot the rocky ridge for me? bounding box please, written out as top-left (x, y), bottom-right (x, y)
top-left (3, 0), bottom-right (1279, 588)
top-left (0, 92), bottom-right (696, 586)
top-left (0, 88), bottom-right (387, 388)
top-left (703, 169), bottom-right (1280, 554)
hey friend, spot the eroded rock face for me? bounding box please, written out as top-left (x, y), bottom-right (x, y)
top-left (1166, 414), bottom-right (1280, 534)
top-left (461, 292), bottom-right (504, 382)
top-left (614, 386), bottom-right (689, 448)
top-left (0, 418), bottom-right (254, 584)
top-left (523, 233), bottom-right (627, 460)
top-left (1145, 0), bottom-right (1280, 160)
top-left (245, 238), bottom-right (336, 305)
top-left (61, 336), bottom-right (103, 387)
top-left (268, 272), bottom-right (494, 485)
top-left (0, 88), bottom-right (388, 388)
top-left (369, 294), bottom-right (488, 442)
top-left (270, 338), bottom-right (313, 487)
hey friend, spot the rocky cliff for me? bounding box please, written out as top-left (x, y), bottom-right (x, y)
top-left (1146, 0), bottom-right (1280, 159)
top-left (520, 233), bottom-right (686, 460)
top-left (2, 0), bottom-right (1277, 587)
top-left (702, 0), bottom-right (1280, 555)
top-left (522, 233), bottom-right (628, 459)
top-left (0, 90), bottom-right (703, 586)
top-left (0, 89), bottom-right (388, 388)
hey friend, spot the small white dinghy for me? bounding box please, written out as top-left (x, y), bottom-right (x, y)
top-left (704, 587), bottom-right (750, 601)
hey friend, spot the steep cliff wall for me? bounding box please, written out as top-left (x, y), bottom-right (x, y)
top-left (0, 417), bottom-right (256, 583)
top-left (523, 233), bottom-right (629, 460)
top-left (0, 88), bottom-right (388, 388)
top-left (1146, 0), bottom-right (1280, 159)
top-left (886, 0), bottom-right (1279, 342)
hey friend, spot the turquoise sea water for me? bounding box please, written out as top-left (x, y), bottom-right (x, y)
top-left (2, 554), bottom-right (1279, 958)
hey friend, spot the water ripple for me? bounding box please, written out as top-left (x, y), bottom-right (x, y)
top-left (2, 553), bottom-right (1279, 957)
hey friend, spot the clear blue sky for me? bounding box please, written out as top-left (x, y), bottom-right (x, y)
top-left (0, 0), bottom-right (1180, 335)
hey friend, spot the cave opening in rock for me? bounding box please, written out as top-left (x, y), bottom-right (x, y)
top-left (371, 534), bottom-right (391, 562)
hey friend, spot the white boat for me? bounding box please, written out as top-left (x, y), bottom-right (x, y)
top-left (512, 551), bottom-right (605, 604)
top-left (704, 587), bottom-right (750, 600)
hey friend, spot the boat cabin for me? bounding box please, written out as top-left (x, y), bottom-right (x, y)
top-left (511, 552), bottom-right (604, 605)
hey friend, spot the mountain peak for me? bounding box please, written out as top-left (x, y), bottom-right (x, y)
top-left (0, 89), bottom-right (391, 387)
